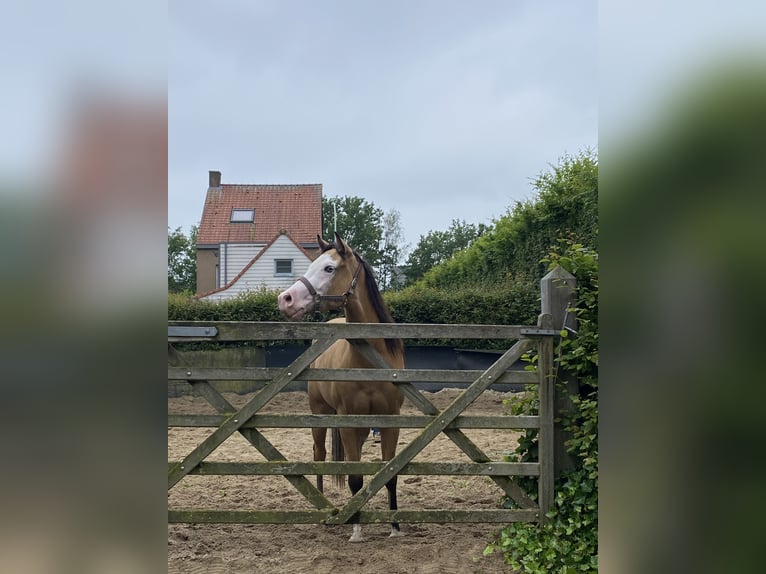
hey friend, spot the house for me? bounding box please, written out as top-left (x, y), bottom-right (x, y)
top-left (195, 171), bottom-right (323, 300)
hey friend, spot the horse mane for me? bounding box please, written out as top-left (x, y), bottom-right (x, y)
top-left (324, 241), bottom-right (404, 356)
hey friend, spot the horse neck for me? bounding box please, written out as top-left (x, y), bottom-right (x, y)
top-left (343, 274), bottom-right (400, 362)
top-left (344, 277), bottom-right (381, 324)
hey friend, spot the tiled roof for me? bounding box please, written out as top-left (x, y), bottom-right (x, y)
top-left (197, 183), bottom-right (322, 245)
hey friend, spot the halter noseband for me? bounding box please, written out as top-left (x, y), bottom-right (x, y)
top-left (298, 253), bottom-right (363, 317)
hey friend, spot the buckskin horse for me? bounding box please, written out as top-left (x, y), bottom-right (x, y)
top-left (277, 232), bottom-right (405, 542)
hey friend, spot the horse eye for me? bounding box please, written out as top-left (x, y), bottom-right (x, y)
top-left (324, 265), bottom-right (335, 273)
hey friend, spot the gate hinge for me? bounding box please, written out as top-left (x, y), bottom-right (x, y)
top-left (519, 328), bottom-right (558, 336)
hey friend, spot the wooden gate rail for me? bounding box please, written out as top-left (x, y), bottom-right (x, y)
top-left (168, 413), bottom-right (541, 429)
top-left (168, 316), bottom-right (556, 526)
top-left (169, 366), bottom-right (539, 385)
top-left (170, 461), bottom-right (538, 476)
top-left (169, 509), bottom-right (540, 525)
top-left (168, 321), bottom-right (538, 342)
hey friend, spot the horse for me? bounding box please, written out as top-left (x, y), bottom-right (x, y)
top-left (277, 232), bottom-right (405, 542)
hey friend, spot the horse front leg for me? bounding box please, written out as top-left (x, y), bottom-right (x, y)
top-left (339, 427), bottom-right (366, 542)
top-left (385, 475), bottom-right (404, 538)
top-left (381, 427), bottom-right (404, 538)
top-left (311, 427), bottom-right (327, 493)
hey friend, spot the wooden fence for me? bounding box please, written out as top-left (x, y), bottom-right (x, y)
top-left (168, 267), bottom-right (574, 527)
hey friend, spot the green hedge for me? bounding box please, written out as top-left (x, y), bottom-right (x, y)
top-left (168, 282), bottom-right (539, 349)
top-left (385, 283), bottom-right (537, 326)
top-left (168, 290), bottom-right (287, 350)
top-left (385, 283), bottom-right (538, 349)
top-left (169, 284), bottom-right (538, 325)
top-left (168, 289), bottom-right (284, 322)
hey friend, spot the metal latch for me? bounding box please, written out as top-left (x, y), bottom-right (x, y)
top-left (168, 326), bottom-right (219, 338)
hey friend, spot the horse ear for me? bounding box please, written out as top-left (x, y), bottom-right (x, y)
top-left (317, 234), bottom-right (330, 250)
top-left (333, 231), bottom-right (349, 255)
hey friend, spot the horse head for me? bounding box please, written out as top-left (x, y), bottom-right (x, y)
top-left (278, 232), bottom-right (361, 321)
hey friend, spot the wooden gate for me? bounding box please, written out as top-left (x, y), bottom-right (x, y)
top-left (168, 313), bottom-right (558, 527)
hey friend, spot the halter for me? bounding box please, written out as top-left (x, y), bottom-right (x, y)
top-left (297, 252), bottom-right (363, 318)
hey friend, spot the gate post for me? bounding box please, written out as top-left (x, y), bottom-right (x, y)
top-left (540, 265), bottom-right (578, 477)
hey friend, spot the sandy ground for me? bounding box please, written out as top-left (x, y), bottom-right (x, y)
top-left (168, 388), bottom-right (524, 573)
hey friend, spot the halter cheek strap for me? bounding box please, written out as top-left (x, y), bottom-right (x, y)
top-left (297, 276), bottom-right (318, 297)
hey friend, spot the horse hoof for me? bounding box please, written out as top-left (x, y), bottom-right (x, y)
top-left (349, 524), bottom-right (364, 542)
top-left (389, 529), bottom-right (405, 538)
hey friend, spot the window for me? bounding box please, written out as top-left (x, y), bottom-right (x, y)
top-left (274, 259), bottom-right (293, 276)
top-left (230, 208), bottom-right (254, 223)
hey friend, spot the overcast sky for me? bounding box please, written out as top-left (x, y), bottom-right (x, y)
top-left (169, 1), bottom-right (597, 249)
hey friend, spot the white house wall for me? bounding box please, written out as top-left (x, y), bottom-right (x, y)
top-left (204, 235), bottom-right (311, 301)
top-left (218, 243), bottom-right (266, 286)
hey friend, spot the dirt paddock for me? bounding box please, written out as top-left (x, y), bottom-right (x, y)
top-left (168, 388), bottom-right (525, 573)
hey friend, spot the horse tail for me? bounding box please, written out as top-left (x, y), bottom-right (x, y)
top-left (331, 427), bottom-right (345, 488)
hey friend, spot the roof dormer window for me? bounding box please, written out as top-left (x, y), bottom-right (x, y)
top-left (230, 208), bottom-right (254, 223)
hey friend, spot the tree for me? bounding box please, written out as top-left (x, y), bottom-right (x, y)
top-left (404, 219), bottom-right (488, 284)
top-left (417, 150), bottom-right (598, 288)
top-left (322, 196), bottom-right (384, 266)
top-left (168, 225), bottom-right (197, 293)
top-left (378, 208), bottom-right (409, 291)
